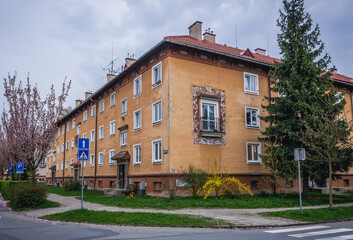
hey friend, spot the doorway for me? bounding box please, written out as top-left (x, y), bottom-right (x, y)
top-left (118, 164), bottom-right (125, 189)
top-left (74, 167), bottom-right (80, 180)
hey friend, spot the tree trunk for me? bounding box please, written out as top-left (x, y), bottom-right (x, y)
top-left (329, 159), bottom-right (333, 208)
top-left (32, 169), bottom-right (37, 184)
top-left (302, 174), bottom-right (309, 197)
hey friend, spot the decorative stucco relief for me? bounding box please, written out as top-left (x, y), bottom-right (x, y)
top-left (192, 86), bottom-right (226, 145)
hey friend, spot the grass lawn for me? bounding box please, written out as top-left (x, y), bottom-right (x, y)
top-left (46, 185), bottom-right (103, 197)
top-left (260, 206), bottom-right (353, 222)
top-left (41, 209), bottom-right (233, 228)
top-left (12, 199), bottom-right (60, 212)
top-left (79, 192), bottom-right (353, 210)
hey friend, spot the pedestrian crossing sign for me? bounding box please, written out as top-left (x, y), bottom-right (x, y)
top-left (78, 149), bottom-right (89, 161)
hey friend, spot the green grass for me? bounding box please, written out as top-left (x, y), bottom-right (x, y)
top-left (260, 206), bottom-right (353, 222)
top-left (41, 209), bottom-right (232, 228)
top-left (12, 199), bottom-right (60, 212)
top-left (79, 192), bottom-right (353, 210)
top-left (46, 185), bottom-right (103, 197)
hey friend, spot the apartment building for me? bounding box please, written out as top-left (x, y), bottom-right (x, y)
top-left (45, 21), bottom-right (353, 195)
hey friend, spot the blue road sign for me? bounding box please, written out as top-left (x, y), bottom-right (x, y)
top-left (16, 162), bottom-right (24, 173)
top-left (78, 138), bottom-right (89, 150)
top-left (8, 166), bottom-right (14, 174)
top-left (78, 149), bottom-right (89, 161)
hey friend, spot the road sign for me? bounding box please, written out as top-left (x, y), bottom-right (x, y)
top-left (16, 162), bottom-right (24, 173)
top-left (78, 149), bottom-right (89, 161)
top-left (78, 138), bottom-right (89, 149)
top-left (8, 166), bottom-right (14, 174)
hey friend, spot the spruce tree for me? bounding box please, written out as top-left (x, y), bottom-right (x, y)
top-left (260, 0), bottom-right (352, 195)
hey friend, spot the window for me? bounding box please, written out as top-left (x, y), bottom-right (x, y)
top-left (152, 62), bottom-right (162, 88)
top-left (286, 180), bottom-right (293, 188)
top-left (134, 75), bottom-right (142, 97)
top-left (70, 159), bottom-right (74, 169)
top-left (247, 142), bottom-right (261, 163)
top-left (250, 181), bottom-right (259, 190)
top-left (133, 144), bottom-right (141, 165)
top-left (99, 126), bottom-right (104, 139)
top-left (66, 141), bottom-right (69, 150)
top-left (62, 127), bottom-right (65, 134)
top-left (82, 133), bottom-right (87, 138)
top-left (153, 182), bottom-right (162, 191)
top-left (72, 119), bottom-right (75, 129)
top-left (121, 98), bottom-right (127, 116)
top-left (77, 124), bottom-right (81, 135)
top-left (62, 143), bottom-right (64, 152)
top-left (109, 149), bottom-right (115, 165)
top-left (90, 129), bottom-right (95, 142)
top-left (120, 130), bottom-right (127, 147)
top-left (65, 160), bottom-right (68, 170)
top-left (99, 100), bottom-right (104, 113)
top-left (98, 152), bottom-right (103, 166)
top-left (134, 109), bottom-right (142, 130)
top-left (58, 128), bottom-right (60, 137)
top-left (53, 153), bottom-right (56, 162)
top-left (66, 122), bottom-right (70, 132)
top-left (56, 163), bottom-right (59, 171)
top-left (57, 146), bottom-right (60, 154)
top-left (344, 179), bottom-right (349, 187)
top-left (152, 139), bottom-right (162, 163)
top-left (83, 111), bottom-right (87, 122)
top-left (201, 99), bottom-right (219, 132)
top-left (152, 100), bottom-right (162, 124)
top-left (110, 120), bottom-right (116, 135)
top-left (90, 154), bottom-right (94, 166)
top-left (91, 105), bottom-right (96, 118)
top-left (244, 72), bottom-right (259, 94)
top-left (110, 92), bottom-right (116, 107)
top-left (335, 92), bottom-right (344, 104)
top-left (71, 138), bottom-right (74, 148)
top-left (245, 107), bottom-right (260, 129)
top-left (98, 180), bottom-right (103, 188)
top-left (60, 161), bottom-right (63, 170)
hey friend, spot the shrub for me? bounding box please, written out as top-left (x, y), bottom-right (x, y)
top-left (182, 165), bottom-right (207, 197)
top-left (63, 179), bottom-right (81, 191)
top-left (9, 183), bottom-right (47, 209)
top-left (0, 180), bottom-right (27, 200)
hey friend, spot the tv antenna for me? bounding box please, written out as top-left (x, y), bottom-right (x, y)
top-left (235, 24), bottom-right (238, 48)
top-left (103, 40), bottom-right (119, 75)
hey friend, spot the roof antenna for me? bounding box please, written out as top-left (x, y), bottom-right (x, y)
top-left (267, 33), bottom-right (270, 56)
top-left (235, 24), bottom-right (238, 48)
top-left (103, 40), bottom-right (119, 75)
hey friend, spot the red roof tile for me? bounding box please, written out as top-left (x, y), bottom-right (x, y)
top-left (164, 35), bottom-right (353, 85)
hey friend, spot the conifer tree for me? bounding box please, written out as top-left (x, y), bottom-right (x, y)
top-left (260, 0), bottom-right (352, 195)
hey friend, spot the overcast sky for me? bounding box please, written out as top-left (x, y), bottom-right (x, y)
top-left (1, 0), bottom-right (352, 109)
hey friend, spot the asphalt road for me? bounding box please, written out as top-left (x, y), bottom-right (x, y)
top-left (1, 203), bottom-right (353, 240)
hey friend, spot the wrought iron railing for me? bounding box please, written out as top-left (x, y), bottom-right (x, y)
top-left (200, 117), bottom-right (222, 132)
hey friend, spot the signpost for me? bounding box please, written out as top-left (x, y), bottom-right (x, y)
top-left (78, 138), bottom-right (89, 209)
top-left (8, 166), bottom-right (14, 174)
top-left (16, 162), bottom-right (24, 180)
top-left (294, 148), bottom-right (305, 213)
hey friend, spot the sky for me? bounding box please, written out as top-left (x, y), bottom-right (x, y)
top-left (1, 0), bottom-right (352, 109)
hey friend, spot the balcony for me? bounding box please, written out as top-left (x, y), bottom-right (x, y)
top-left (200, 117), bottom-right (223, 138)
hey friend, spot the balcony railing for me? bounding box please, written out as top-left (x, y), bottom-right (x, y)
top-left (200, 118), bottom-right (223, 137)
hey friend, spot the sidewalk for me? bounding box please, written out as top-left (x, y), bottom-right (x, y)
top-left (16, 193), bottom-right (353, 227)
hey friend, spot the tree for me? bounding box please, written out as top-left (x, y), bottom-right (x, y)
top-left (1, 73), bottom-right (71, 183)
top-left (260, 0), bottom-right (350, 196)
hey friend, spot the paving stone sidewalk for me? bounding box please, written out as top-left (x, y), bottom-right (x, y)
top-left (19, 194), bottom-right (353, 227)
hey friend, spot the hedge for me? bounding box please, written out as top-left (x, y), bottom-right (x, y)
top-left (0, 180), bottom-right (28, 200)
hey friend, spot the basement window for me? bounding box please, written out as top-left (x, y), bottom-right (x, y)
top-left (153, 182), bottom-right (162, 191)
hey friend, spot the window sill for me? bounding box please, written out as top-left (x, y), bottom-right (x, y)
top-left (244, 91), bottom-right (259, 96)
top-left (91, 116), bottom-right (95, 119)
top-left (247, 161), bottom-right (261, 165)
top-left (200, 131), bottom-right (222, 138)
top-left (133, 93), bottom-right (142, 99)
top-left (120, 144), bottom-right (127, 148)
top-left (246, 125), bottom-right (260, 129)
top-left (109, 163), bottom-right (115, 166)
top-left (152, 81), bottom-right (162, 89)
top-left (110, 133), bottom-right (116, 136)
top-left (152, 120), bottom-right (162, 125)
top-left (133, 163), bottom-right (141, 166)
top-left (99, 111), bottom-right (104, 114)
top-left (153, 189), bottom-right (162, 192)
top-left (152, 160), bottom-right (162, 164)
top-left (110, 104), bottom-right (116, 108)
top-left (98, 164), bottom-right (103, 167)
top-left (90, 165), bottom-right (94, 167)
top-left (99, 138), bottom-right (104, 140)
top-left (134, 127), bottom-right (141, 132)
top-left (121, 112), bottom-right (127, 117)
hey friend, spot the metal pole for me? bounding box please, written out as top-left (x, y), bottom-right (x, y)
top-left (81, 163), bottom-right (84, 209)
top-left (298, 159), bottom-right (302, 213)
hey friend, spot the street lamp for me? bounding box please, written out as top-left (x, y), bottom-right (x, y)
top-left (294, 148), bottom-right (305, 213)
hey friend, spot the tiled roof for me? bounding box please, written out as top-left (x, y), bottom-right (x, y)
top-left (164, 35), bottom-right (353, 85)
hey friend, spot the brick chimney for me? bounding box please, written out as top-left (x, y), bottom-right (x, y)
top-left (254, 48), bottom-right (266, 55)
top-left (124, 56), bottom-right (136, 70)
top-left (75, 99), bottom-right (82, 107)
top-left (85, 91), bottom-right (92, 99)
top-left (203, 28), bottom-right (216, 43)
top-left (107, 74), bottom-right (116, 82)
top-left (188, 21), bottom-right (202, 40)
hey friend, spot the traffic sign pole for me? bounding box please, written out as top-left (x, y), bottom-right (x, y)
top-left (81, 162), bottom-right (84, 209)
top-left (78, 138), bottom-right (89, 210)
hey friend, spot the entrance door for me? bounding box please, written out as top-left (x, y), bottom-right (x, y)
top-left (118, 165), bottom-right (125, 189)
top-left (51, 171), bottom-right (56, 185)
top-left (74, 168), bottom-right (79, 180)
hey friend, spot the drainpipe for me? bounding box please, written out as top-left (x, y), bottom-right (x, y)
top-left (91, 97), bottom-right (98, 190)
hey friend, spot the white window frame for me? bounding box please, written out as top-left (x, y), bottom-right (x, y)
top-left (77, 124), bottom-right (81, 135)
top-left (133, 75), bottom-right (142, 98)
top-left (110, 92), bottom-right (116, 107)
top-left (83, 111), bottom-right (88, 122)
top-left (133, 109), bottom-right (142, 131)
top-left (58, 128), bottom-right (60, 137)
top-left (99, 100), bottom-right (105, 113)
top-left (335, 91), bottom-right (344, 104)
top-left (67, 122), bottom-right (70, 132)
top-left (62, 143), bottom-right (64, 152)
top-left (71, 159), bottom-right (74, 169)
top-left (152, 62), bottom-right (162, 88)
top-left (62, 126), bottom-right (65, 134)
top-left (133, 144), bottom-right (142, 165)
top-left (246, 142), bottom-right (261, 164)
top-left (57, 146), bottom-right (60, 154)
top-left (98, 152), bottom-right (103, 166)
top-left (90, 129), bottom-right (95, 142)
top-left (53, 153), bottom-right (56, 162)
top-left (61, 161), bottom-right (63, 170)
top-left (91, 105), bottom-right (96, 118)
top-left (109, 149), bottom-right (115, 165)
top-left (245, 107), bottom-right (260, 129)
top-left (244, 72), bottom-right (259, 95)
top-left (120, 130), bottom-right (127, 147)
top-left (65, 160), bottom-right (68, 169)
top-left (72, 119), bottom-right (75, 129)
top-left (66, 141), bottom-right (69, 150)
top-left (71, 138), bottom-right (74, 148)
top-left (90, 154), bottom-right (94, 167)
top-left (152, 139), bottom-right (162, 163)
top-left (152, 100), bottom-right (162, 125)
top-left (99, 125), bottom-right (104, 139)
top-left (121, 98), bottom-right (127, 116)
top-left (110, 120), bottom-right (116, 136)
top-left (200, 98), bottom-right (219, 132)
top-left (56, 163), bottom-right (59, 171)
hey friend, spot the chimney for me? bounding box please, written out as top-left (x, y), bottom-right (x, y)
top-left (188, 21), bottom-right (203, 40)
top-left (124, 56), bottom-right (136, 70)
top-left (254, 48), bottom-right (266, 55)
top-left (107, 74), bottom-right (116, 82)
top-left (203, 28), bottom-right (216, 43)
top-left (75, 99), bottom-right (82, 107)
top-left (85, 91), bottom-right (92, 99)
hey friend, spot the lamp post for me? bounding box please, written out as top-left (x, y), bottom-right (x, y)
top-left (294, 148), bottom-right (305, 213)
